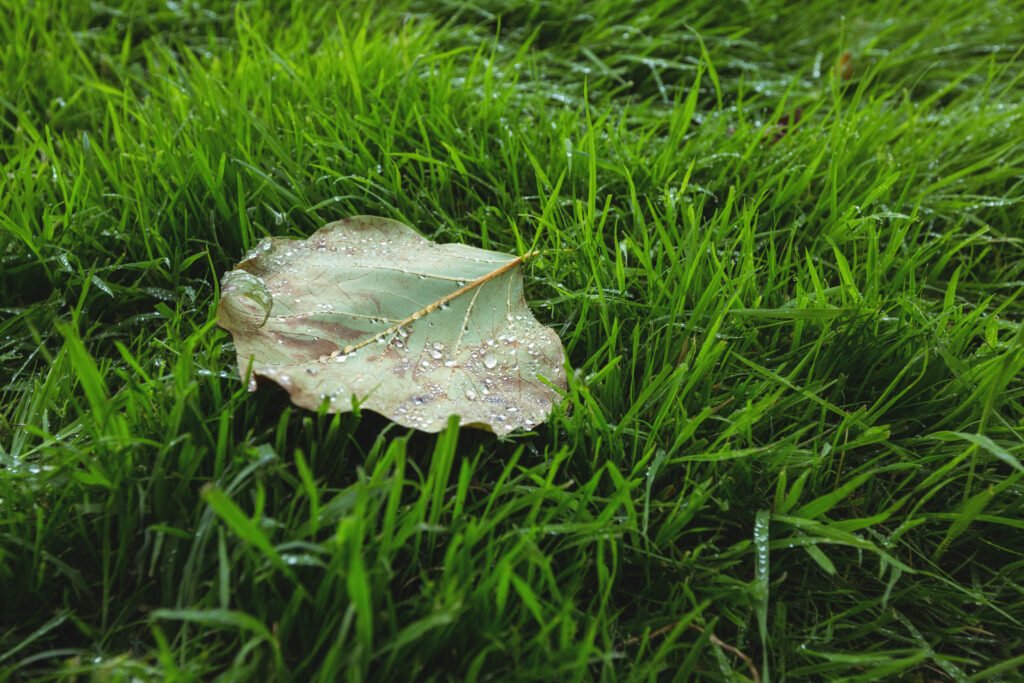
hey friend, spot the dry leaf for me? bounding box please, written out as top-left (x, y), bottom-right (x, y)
top-left (770, 107), bottom-right (803, 143)
top-left (836, 51), bottom-right (853, 81)
top-left (217, 216), bottom-right (566, 434)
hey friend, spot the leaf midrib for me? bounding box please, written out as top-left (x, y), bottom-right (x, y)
top-left (337, 254), bottom-right (527, 355)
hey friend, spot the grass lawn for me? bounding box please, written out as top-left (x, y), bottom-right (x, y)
top-left (2, 0), bottom-right (1024, 680)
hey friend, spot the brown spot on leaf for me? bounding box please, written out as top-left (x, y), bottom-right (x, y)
top-left (270, 331), bottom-right (339, 359)
top-left (301, 319), bottom-right (364, 342)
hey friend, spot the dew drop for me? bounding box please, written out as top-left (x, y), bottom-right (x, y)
top-left (483, 353), bottom-right (498, 369)
top-left (465, 388), bottom-right (478, 400)
top-left (429, 348), bottom-right (443, 360)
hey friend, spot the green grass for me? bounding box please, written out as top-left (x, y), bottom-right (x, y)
top-left (2, 0), bottom-right (1023, 680)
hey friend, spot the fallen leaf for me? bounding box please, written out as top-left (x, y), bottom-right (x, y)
top-left (836, 51), bottom-right (853, 81)
top-left (217, 216), bottom-right (566, 434)
top-left (770, 107), bottom-right (803, 143)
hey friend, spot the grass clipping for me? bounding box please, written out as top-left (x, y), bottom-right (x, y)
top-left (217, 216), bottom-right (566, 434)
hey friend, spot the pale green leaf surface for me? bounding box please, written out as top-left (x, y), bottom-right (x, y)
top-left (218, 216), bottom-right (566, 434)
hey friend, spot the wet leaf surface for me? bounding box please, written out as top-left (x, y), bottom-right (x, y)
top-left (217, 216), bottom-right (566, 434)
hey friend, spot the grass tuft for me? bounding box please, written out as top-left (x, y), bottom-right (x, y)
top-left (2, 0), bottom-right (1023, 680)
